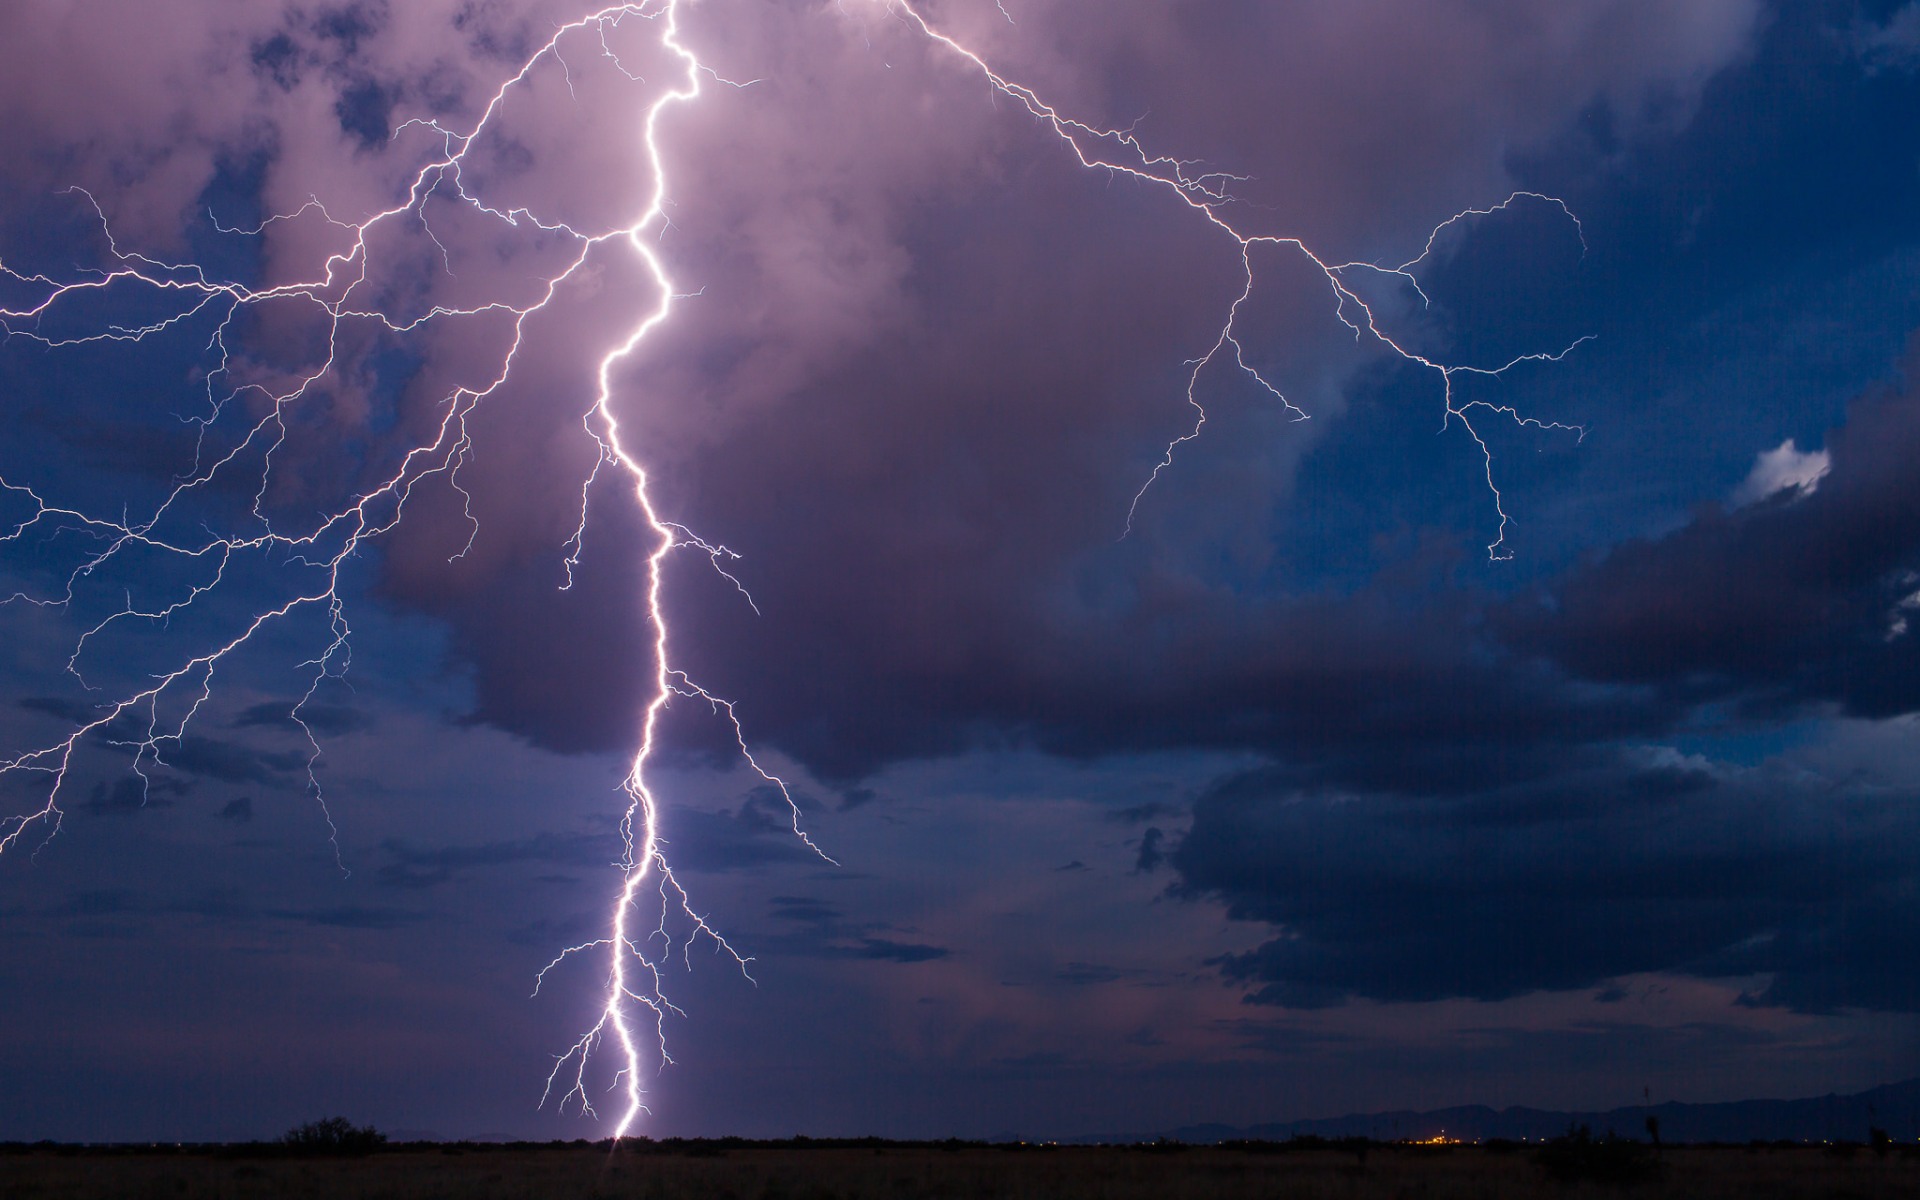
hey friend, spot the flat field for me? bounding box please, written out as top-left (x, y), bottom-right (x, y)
top-left (3, 1141), bottom-right (1914, 1199)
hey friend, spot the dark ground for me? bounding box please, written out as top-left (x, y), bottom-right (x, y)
top-left (3, 1141), bottom-right (1917, 1199)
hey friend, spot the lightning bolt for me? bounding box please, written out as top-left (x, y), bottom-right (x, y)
top-left (888, 2), bottom-right (1588, 555)
top-left (0, 0), bottom-right (1585, 1138)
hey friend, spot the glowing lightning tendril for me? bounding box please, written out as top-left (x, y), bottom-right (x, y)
top-left (0, 0), bottom-right (1586, 1138)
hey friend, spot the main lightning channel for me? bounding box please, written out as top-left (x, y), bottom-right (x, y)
top-left (537, 1), bottom-right (832, 1132)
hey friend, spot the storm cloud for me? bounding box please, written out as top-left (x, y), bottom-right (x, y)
top-left (5, 0), bottom-right (1920, 1142)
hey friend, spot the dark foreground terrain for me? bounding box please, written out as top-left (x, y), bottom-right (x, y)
top-left (4, 1140), bottom-right (1917, 1200)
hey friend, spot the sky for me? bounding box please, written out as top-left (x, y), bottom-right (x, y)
top-left (2, 0), bottom-right (1919, 1143)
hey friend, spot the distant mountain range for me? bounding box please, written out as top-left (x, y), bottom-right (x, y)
top-left (1083, 1078), bottom-right (1920, 1146)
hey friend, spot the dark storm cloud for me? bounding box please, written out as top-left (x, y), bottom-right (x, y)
top-left (315, 0), bottom-right (1764, 776)
top-left (162, 736), bottom-right (309, 784)
top-left (435, 505), bottom-right (657, 758)
top-left (587, 0), bottom-right (1918, 799)
top-left (232, 702), bottom-right (373, 737)
top-left (1160, 350), bottom-right (1920, 1014)
top-left (84, 777), bottom-right (182, 817)
top-left (1132, 828), bottom-right (1165, 874)
top-left (1056, 962), bottom-right (1124, 986)
top-left (1177, 759), bottom-right (1920, 1012)
top-left (661, 791), bottom-right (824, 874)
top-left (374, 831), bottom-right (615, 888)
top-left (16, 701), bottom-right (311, 784)
top-left (768, 895), bottom-right (841, 924)
top-left (849, 937), bottom-right (950, 964)
top-left (837, 787), bottom-right (878, 812)
top-left (978, 12), bottom-right (1920, 1027)
top-left (15, 0), bottom-right (1770, 844)
top-left (757, 894), bottom-right (950, 964)
top-left (1508, 352), bottom-right (1920, 718)
top-left (18, 697), bottom-right (107, 726)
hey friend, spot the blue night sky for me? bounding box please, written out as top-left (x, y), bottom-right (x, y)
top-left (2, 0), bottom-right (1919, 1141)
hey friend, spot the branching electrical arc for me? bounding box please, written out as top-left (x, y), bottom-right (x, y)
top-left (0, 0), bottom-right (1586, 1137)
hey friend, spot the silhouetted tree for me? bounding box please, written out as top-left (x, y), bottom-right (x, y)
top-left (281, 1116), bottom-right (387, 1156)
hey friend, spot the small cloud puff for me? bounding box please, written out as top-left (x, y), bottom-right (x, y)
top-left (1730, 438), bottom-right (1830, 508)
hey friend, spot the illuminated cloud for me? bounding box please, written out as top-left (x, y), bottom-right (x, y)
top-left (1730, 437), bottom-right (1830, 507)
